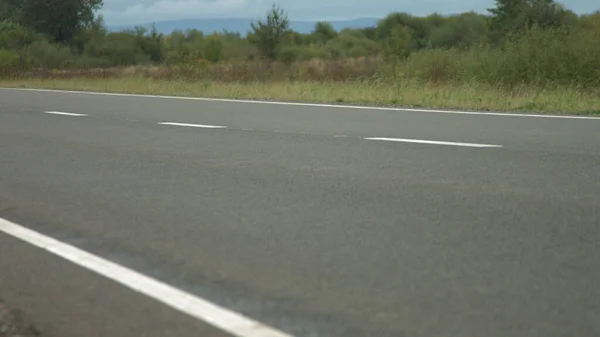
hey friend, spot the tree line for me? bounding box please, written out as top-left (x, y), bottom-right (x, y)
top-left (0, 0), bottom-right (599, 74)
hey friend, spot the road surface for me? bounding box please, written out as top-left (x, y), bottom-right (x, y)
top-left (1, 88), bottom-right (599, 337)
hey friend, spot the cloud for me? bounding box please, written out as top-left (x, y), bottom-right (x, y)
top-left (101, 0), bottom-right (600, 26)
top-left (102, 0), bottom-right (251, 25)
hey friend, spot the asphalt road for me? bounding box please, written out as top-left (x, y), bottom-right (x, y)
top-left (1, 88), bottom-right (599, 337)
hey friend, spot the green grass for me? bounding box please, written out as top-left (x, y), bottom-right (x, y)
top-left (1, 76), bottom-right (599, 115)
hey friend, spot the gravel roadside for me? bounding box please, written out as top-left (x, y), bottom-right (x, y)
top-left (0, 301), bottom-right (39, 337)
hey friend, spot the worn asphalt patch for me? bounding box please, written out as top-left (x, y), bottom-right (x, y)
top-left (0, 301), bottom-right (39, 337)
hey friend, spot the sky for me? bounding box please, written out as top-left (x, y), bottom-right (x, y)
top-left (101, 0), bottom-right (599, 26)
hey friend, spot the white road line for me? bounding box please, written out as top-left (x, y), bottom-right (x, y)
top-left (44, 111), bottom-right (87, 117)
top-left (4, 88), bottom-right (599, 120)
top-left (159, 122), bottom-right (226, 129)
top-left (364, 137), bottom-right (503, 148)
top-left (0, 217), bottom-right (293, 337)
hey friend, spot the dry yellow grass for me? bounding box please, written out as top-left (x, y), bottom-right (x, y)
top-left (1, 76), bottom-right (599, 114)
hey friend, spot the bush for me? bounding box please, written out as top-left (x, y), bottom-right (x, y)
top-left (277, 45), bottom-right (297, 64)
top-left (383, 25), bottom-right (413, 62)
top-left (204, 34), bottom-right (224, 63)
top-left (276, 44), bottom-right (329, 64)
top-left (0, 21), bottom-right (39, 50)
top-left (98, 32), bottom-right (149, 66)
top-left (170, 57), bottom-right (211, 80)
top-left (391, 26), bottom-right (600, 89)
top-left (21, 39), bottom-right (74, 69)
top-left (400, 48), bottom-right (463, 83)
top-left (496, 26), bottom-right (600, 87)
top-left (326, 30), bottom-right (380, 58)
top-left (294, 45), bottom-right (328, 61)
top-left (0, 49), bottom-right (21, 74)
top-left (135, 27), bottom-right (165, 63)
top-left (428, 12), bottom-right (487, 49)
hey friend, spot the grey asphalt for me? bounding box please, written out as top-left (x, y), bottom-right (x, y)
top-left (1, 88), bottom-right (599, 337)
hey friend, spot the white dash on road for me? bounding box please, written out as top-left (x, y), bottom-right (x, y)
top-left (0, 217), bottom-right (293, 337)
top-left (159, 122), bottom-right (226, 129)
top-left (44, 111), bottom-right (87, 117)
top-left (364, 137), bottom-right (503, 148)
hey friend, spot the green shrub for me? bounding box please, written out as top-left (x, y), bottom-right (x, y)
top-left (134, 27), bottom-right (165, 63)
top-left (392, 26), bottom-right (600, 89)
top-left (326, 30), bottom-right (380, 58)
top-left (204, 34), bottom-right (224, 63)
top-left (400, 48), bottom-right (463, 83)
top-left (68, 56), bottom-right (114, 69)
top-left (277, 45), bottom-right (297, 64)
top-left (0, 49), bottom-right (21, 74)
top-left (498, 26), bottom-right (600, 87)
top-left (383, 25), bottom-right (413, 62)
top-left (99, 32), bottom-right (149, 66)
top-left (22, 39), bottom-right (74, 68)
top-left (0, 21), bottom-right (39, 50)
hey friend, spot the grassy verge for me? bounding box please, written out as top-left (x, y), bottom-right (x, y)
top-left (1, 76), bottom-right (599, 114)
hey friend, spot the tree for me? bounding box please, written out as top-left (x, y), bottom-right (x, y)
top-left (428, 12), bottom-right (488, 49)
top-left (98, 31), bottom-right (146, 66)
top-left (204, 34), bottom-right (224, 63)
top-left (73, 14), bottom-right (106, 54)
top-left (312, 21), bottom-right (337, 44)
top-left (0, 21), bottom-right (38, 50)
top-left (383, 25), bottom-right (413, 62)
top-left (488, 0), bottom-right (572, 42)
top-left (0, 0), bottom-right (21, 21)
top-left (18, 0), bottom-right (103, 45)
top-left (325, 29), bottom-right (380, 59)
top-left (282, 30), bottom-right (305, 45)
top-left (134, 26), bottom-right (165, 63)
top-left (376, 12), bottom-right (430, 49)
top-left (249, 4), bottom-right (289, 60)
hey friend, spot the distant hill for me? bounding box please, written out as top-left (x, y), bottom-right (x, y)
top-left (108, 17), bottom-right (381, 35)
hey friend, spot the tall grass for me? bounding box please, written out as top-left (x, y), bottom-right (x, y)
top-left (3, 57), bottom-right (381, 83)
top-left (3, 76), bottom-right (599, 114)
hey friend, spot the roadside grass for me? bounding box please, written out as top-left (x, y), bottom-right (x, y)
top-left (2, 26), bottom-right (600, 115)
top-left (1, 76), bottom-right (599, 115)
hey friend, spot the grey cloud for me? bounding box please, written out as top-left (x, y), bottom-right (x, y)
top-left (101, 0), bottom-right (599, 25)
top-left (102, 0), bottom-right (251, 24)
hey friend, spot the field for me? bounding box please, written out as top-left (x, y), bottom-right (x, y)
top-left (2, 19), bottom-right (600, 115)
top-left (2, 61), bottom-right (599, 115)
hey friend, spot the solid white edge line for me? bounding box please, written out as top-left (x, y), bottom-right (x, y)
top-left (4, 88), bottom-right (599, 120)
top-left (0, 217), bottom-right (293, 337)
top-left (159, 122), bottom-right (227, 129)
top-left (44, 111), bottom-right (87, 116)
top-left (364, 137), bottom-right (503, 148)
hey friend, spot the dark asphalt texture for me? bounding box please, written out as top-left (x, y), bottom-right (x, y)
top-left (1, 88), bottom-right (599, 337)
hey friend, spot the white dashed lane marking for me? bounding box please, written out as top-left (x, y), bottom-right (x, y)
top-left (38, 110), bottom-right (503, 149)
top-left (364, 137), bottom-right (503, 148)
top-left (44, 111), bottom-right (87, 117)
top-left (159, 122), bottom-right (227, 129)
